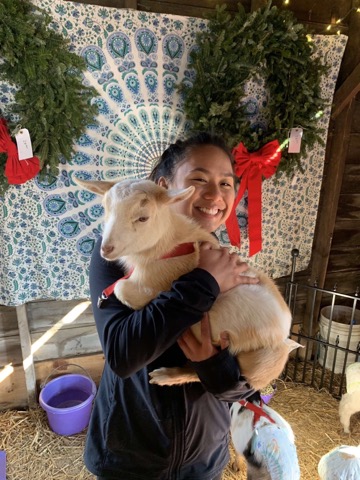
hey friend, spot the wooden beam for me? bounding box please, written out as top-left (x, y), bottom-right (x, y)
top-left (250, 0), bottom-right (267, 11)
top-left (16, 305), bottom-right (37, 407)
top-left (332, 62), bottom-right (360, 120)
top-left (124, 0), bottom-right (137, 7)
top-left (65, 0), bottom-right (137, 8)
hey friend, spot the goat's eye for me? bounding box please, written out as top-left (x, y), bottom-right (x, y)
top-left (138, 216), bottom-right (149, 223)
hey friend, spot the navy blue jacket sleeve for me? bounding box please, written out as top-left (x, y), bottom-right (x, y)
top-left (190, 349), bottom-right (255, 402)
top-left (90, 237), bottom-right (219, 377)
top-left (89, 237), bottom-right (254, 399)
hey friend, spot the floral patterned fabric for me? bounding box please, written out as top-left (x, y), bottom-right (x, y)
top-left (0, 0), bottom-right (347, 306)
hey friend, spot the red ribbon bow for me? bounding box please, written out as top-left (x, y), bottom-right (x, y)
top-left (0, 118), bottom-right (40, 185)
top-left (225, 139), bottom-right (281, 256)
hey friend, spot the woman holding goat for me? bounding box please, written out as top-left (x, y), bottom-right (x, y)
top-left (84, 132), bottom-right (259, 480)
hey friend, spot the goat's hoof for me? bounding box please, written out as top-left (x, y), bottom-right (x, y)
top-left (149, 369), bottom-right (171, 386)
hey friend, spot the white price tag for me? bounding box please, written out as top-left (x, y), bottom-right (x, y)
top-left (15, 128), bottom-right (33, 160)
top-left (288, 128), bottom-right (303, 154)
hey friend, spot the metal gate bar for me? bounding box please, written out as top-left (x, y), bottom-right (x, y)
top-left (283, 251), bottom-right (360, 398)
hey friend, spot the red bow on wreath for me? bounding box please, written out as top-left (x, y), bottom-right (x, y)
top-left (0, 118), bottom-right (40, 185)
top-left (225, 139), bottom-right (282, 256)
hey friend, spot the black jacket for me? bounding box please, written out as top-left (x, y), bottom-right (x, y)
top-left (84, 238), bottom-right (254, 479)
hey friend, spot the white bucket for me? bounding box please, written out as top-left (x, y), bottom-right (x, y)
top-left (318, 306), bottom-right (360, 374)
top-left (346, 362), bottom-right (360, 393)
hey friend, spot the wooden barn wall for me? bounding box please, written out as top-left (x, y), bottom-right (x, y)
top-left (310, 6), bottom-right (360, 296)
top-left (327, 93), bottom-right (360, 290)
top-left (1, 0), bottom-right (359, 409)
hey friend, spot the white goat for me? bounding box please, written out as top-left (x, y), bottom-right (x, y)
top-left (77, 178), bottom-right (299, 390)
top-left (318, 445), bottom-right (360, 480)
top-left (230, 393), bottom-right (300, 479)
top-left (339, 362), bottom-right (360, 434)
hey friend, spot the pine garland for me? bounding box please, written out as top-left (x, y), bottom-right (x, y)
top-left (178, 1), bottom-right (328, 178)
top-left (0, 0), bottom-right (98, 193)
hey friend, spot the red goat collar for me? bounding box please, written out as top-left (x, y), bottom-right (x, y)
top-left (238, 399), bottom-right (276, 427)
top-left (98, 242), bottom-right (195, 308)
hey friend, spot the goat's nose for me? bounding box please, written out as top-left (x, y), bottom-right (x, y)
top-left (101, 244), bottom-right (114, 256)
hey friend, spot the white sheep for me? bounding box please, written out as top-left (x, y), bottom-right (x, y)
top-left (339, 362), bottom-right (360, 434)
top-left (318, 445), bottom-right (360, 480)
top-left (230, 393), bottom-right (300, 479)
top-left (77, 178), bottom-right (300, 391)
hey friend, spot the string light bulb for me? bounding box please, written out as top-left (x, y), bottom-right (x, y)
top-left (284, 0), bottom-right (290, 5)
top-left (326, 5), bottom-right (360, 33)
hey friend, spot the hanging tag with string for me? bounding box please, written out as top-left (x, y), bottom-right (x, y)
top-left (288, 127), bottom-right (303, 154)
top-left (15, 128), bottom-right (34, 160)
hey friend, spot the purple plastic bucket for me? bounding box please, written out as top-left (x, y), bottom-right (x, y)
top-left (39, 372), bottom-right (96, 436)
top-left (260, 383), bottom-right (277, 405)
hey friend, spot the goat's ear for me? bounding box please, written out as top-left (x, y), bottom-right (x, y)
top-left (74, 178), bottom-right (116, 196)
top-left (284, 338), bottom-right (304, 352)
top-left (166, 186), bottom-right (195, 204)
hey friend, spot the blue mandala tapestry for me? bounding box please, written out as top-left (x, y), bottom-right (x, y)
top-left (0, 0), bottom-right (347, 305)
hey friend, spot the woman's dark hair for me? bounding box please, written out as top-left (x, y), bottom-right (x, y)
top-left (149, 132), bottom-right (234, 183)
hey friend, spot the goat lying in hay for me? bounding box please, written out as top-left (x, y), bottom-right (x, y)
top-left (77, 178), bottom-right (299, 390)
top-left (230, 392), bottom-right (300, 480)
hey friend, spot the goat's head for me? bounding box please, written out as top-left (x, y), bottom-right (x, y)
top-left (75, 178), bottom-right (195, 260)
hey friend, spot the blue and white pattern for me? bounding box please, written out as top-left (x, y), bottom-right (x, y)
top-left (0, 0), bottom-right (347, 305)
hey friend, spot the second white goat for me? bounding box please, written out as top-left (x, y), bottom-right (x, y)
top-left (230, 392), bottom-right (300, 479)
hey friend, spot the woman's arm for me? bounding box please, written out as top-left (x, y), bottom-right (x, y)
top-left (90, 237), bottom-right (220, 377)
top-left (178, 315), bottom-right (255, 402)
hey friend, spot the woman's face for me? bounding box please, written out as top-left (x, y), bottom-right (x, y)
top-left (160, 145), bottom-right (236, 233)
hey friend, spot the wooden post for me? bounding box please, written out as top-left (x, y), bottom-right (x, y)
top-left (331, 61), bottom-right (360, 120)
top-left (16, 304), bottom-right (37, 407)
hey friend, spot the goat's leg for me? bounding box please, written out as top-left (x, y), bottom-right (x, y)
top-left (114, 279), bottom-right (156, 310)
top-left (148, 366), bottom-right (200, 386)
top-left (246, 461), bottom-right (271, 480)
top-left (231, 452), bottom-right (244, 473)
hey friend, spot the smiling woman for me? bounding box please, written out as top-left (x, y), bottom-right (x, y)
top-left (82, 131), bottom-right (259, 480)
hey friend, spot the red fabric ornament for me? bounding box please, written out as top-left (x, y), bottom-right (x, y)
top-left (225, 140), bottom-right (282, 256)
top-left (0, 118), bottom-right (40, 185)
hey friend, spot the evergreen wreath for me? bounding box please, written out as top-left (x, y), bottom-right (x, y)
top-left (178, 1), bottom-right (328, 178)
top-left (0, 0), bottom-right (99, 194)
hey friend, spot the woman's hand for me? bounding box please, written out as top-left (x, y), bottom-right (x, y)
top-left (178, 313), bottom-right (230, 362)
top-left (197, 242), bottom-right (259, 293)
